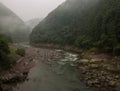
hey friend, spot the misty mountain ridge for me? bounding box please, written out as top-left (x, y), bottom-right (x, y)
top-left (0, 3), bottom-right (30, 42)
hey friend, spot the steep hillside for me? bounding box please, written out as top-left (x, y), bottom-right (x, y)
top-left (30, 0), bottom-right (120, 53)
top-left (0, 3), bottom-right (30, 42)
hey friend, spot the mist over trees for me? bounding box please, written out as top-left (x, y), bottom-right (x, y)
top-left (0, 3), bottom-right (31, 69)
top-left (26, 18), bottom-right (43, 30)
top-left (30, 0), bottom-right (120, 53)
top-left (0, 3), bottom-right (30, 42)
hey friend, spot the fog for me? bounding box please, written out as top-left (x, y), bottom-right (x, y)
top-left (0, 0), bottom-right (66, 21)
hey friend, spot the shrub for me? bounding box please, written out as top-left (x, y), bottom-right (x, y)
top-left (10, 49), bottom-right (16, 55)
top-left (16, 48), bottom-right (25, 57)
top-left (0, 50), bottom-right (13, 70)
top-left (0, 38), bottom-right (10, 54)
top-left (113, 44), bottom-right (120, 54)
top-left (89, 47), bottom-right (98, 52)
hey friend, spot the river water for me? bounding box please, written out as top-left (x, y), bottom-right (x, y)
top-left (13, 49), bottom-right (95, 91)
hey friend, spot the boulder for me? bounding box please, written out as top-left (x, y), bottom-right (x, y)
top-left (79, 59), bottom-right (89, 63)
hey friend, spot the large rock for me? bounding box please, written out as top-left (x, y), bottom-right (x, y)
top-left (79, 59), bottom-right (90, 63)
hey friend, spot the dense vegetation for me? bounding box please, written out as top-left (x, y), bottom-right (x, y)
top-left (30, 0), bottom-right (120, 54)
top-left (0, 3), bottom-right (30, 42)
top-left (0, 35), bottom-right (13, 70)
top-left (16, 48), bottom-right (25, 57)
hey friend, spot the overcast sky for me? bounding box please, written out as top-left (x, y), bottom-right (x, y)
top-left (0, 0), bottom-right (65, 21)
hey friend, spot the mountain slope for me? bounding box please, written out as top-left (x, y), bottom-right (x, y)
top-left (26, 18), bottom-right (43, 30)
top-left (30, 0), bottom-right (120, 53)
top-left (0, 3), bottom-right (30, 42)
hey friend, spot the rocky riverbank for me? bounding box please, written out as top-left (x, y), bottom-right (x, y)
top-left (0, 44), bottom-right (36, 91)
top-left (0, 44), bottom-right (64, 91)
top-left (31, 43), bottom-right (120, 91)
top-left (0, 43), bottom-right (120, 91)
top-left (77, 52), bottom-right (120, 91)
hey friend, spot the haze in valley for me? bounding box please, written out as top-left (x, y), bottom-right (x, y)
top-left (0, 0), bottom-right (66, 21)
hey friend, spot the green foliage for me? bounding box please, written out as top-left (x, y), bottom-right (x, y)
top-left (30, 0), bottom-right (120, 54)
top-left (16, 48), bottom-right (25, 57)
top-left (10, 49), bottom-right (16, 55)
top-left (0, 42), bottom-right (10, 70)
top-left (0, 35), bottom-right (15, 70)
top-left (0, 35), bottom-right (10, 54)
top-left (89, 48), bottom-right (98, 52)
top-left (0, 34), bottom-right (12, 43)
top-left (114, 44), bottom-right (120, 54)
top-left (0, 51), bottom-right (12, 70)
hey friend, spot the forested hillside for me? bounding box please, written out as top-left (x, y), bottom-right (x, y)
top-left (30, 0), bottom-right (120, 53)
top-left (0, 3), bottom-right (30, 42)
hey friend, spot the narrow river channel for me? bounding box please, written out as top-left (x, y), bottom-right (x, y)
top-left (13, 46), bottom-right (95, 91)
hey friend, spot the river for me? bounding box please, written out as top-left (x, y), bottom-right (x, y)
top-left (12, 45), bottom-right (95, 91)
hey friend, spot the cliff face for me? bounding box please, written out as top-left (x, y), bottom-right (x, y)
top-left (0, 3), bottom-right (30, 42)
